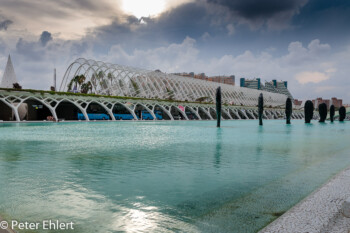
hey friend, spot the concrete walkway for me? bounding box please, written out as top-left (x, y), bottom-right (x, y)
top-left (260, 166), bottom-right (350, 232)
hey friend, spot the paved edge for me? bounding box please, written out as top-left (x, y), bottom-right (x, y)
top-left (259, 166), bottom-right (350, 232)
top-left (0, 216), bottom-right (16, 233)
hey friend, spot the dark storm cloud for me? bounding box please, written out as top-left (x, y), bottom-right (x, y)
top-left (91, 0), bottom-right (309, 52)
top-left (206, 0), bottom-right (308, 29)
top-left (91, 1), bottom-right (227, 52)
top-left (39, 31), bottom-right (53, 46)
top-left (0, 19), bottom-right (13, 31)
top-left (208, 0), bottom-right (306, 19)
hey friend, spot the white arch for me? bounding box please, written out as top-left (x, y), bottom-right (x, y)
top-left (0, 98), bottom-right (19, 121)
top-left (20, 96), bottom-right (58, 122)
top-left (154, 104), bottom-right (174, 120)
top-left (60, 58), bottom-right (289, 108)
top-left (170, 105), bottom-right (189, 120)
top-left (83, 101), bottom-right (115, 121)
top-left (55, 99), bottom-right (88, 121)
top-left (134, 103), bottom-right (157, 120)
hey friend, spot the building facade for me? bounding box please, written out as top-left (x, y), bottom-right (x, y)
top-left (312, 97), bottom-right (343, 109)
top-left (174, 72), bottom-right (235, 86)
top-left (240, 78), bottom-right (294, 100)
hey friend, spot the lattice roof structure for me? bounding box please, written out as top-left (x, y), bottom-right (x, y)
top-left (60, 58), bottom-right (288, 107)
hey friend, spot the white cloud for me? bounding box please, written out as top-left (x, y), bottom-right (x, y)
top-left (1, 34), bottom-right (350, 102)
top-left (295, 71), bottom-right (330, 84)
top-left (0, 0), bottom-right (123, 40)
top-left (106, 36), bottom-right (199, 72)
top-left (102, 37), bottom-right (349, 101)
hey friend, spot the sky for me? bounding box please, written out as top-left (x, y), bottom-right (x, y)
top-left (0, 0), bottom-right (349, 102)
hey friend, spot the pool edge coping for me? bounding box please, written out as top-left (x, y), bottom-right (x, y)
top-left (259, 165), bottom-right (350, 232)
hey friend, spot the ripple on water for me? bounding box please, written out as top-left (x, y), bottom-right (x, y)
top-left (0, 120), bottom-right (349, 232)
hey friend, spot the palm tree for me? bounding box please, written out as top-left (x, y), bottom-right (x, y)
top-left (130, 79), bottom-right (140, 96)
top-left (77, 75), bottom-right (86, 89)
top-left (80, 81), bottom-right (93, 94)
top-left (107, 72), bottom-right (113, 85)
top-left (67, 79), bottom-right (74, 91)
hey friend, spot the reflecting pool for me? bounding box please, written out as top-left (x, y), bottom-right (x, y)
top-left (0, 120), bottom-right (349, 232)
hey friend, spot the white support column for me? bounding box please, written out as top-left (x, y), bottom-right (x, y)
top-left (231, 109), bottom-right (241, 119)
top-left (222, 108), bottom-right (233, 120)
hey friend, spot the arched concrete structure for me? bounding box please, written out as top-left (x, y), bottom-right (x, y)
top-left (185, 106), bottom-right (201, 120)
top-left (86, 101), bottom-right (115, 121)
top-left (134, 103), bottom-right (156, 120)
top-left (154, 104), bottom-right (173, 120)
top-left (113, 102), bottom-right (138, 120)
top-left (0, 90), bottom-right (308, 122)
top-left (198, 107), bottom-right (213, 120)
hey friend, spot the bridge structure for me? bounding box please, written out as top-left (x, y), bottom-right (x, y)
top-left (0, 58), bottom-right (315, 122)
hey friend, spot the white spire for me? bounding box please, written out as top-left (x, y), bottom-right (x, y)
top-left (1, 55), bottom-right (18, 88)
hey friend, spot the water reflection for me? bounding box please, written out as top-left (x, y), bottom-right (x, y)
top-left (0, 121), bottom-right (349, 233)
top-left (214, 128), bottom-right (222, 169)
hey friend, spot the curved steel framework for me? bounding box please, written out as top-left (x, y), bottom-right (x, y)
top-left (0, 90), bottom-right (310, 122)
top-left (60, 58), bottom-right (289, 107)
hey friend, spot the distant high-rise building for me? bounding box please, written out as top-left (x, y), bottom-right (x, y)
top-left (293, 99), bottom-right (303, 106)
top-left (312, 97), bottom-right (343, 109)
top-left (0, 55), bottom-right (18, 88)
top-left (240, 78), bottom-right (260, 90)
top-left (240, 78), bottom-right (293, 100)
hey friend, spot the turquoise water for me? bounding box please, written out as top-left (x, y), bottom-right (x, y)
top-left (0, 120), bottom-right (349, 232)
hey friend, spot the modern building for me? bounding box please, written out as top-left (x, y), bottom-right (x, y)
top-left (0, 55), bottom-right (18, 88)
top-left (312, 97), bottom-right (343, 109)
top-left (60, 58), bottom-right (288, 107)
top-left (240, 78), bottom-right (294, 100)
top-left (0, 58), bottom-right (308, 122)
top-left (293, 99), bottom-right (303, 106)
top-left (240, 78), bottom-right (261, 90)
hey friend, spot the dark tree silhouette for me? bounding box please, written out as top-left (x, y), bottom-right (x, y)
top-left (13, 83), bottom-right (22, 89)
top-left (318, 103), bottom-right (327, 123)
top-left (330, 105), bottom-right (335, 122)
top-left (285, 98), bottom-right (292, 124)
top-left (216, 87), bottom-right (221, 128)
top-left (304, 100), bottom-right (314, 123)
top-left (339, 106), bottom-right (346, 122)
top-left (258, 93), bottom-right (264, 126)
